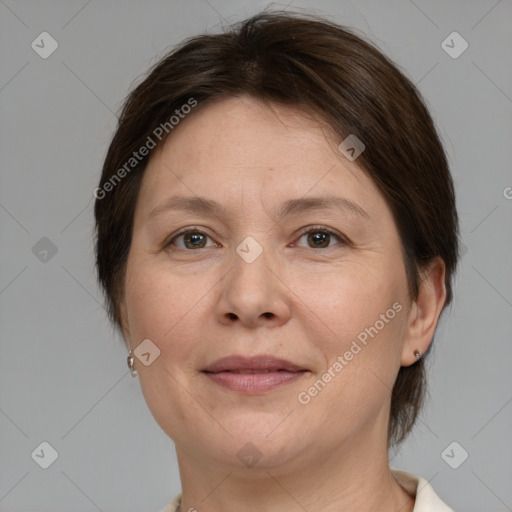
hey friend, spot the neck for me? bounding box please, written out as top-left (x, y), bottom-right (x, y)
top-left (174, 425), bottom-right (415, 512)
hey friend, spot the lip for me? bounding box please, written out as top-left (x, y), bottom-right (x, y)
top-left (203, 355), bottom-right (306, 373)
top-left (202, 355), bottom-right (308, 394)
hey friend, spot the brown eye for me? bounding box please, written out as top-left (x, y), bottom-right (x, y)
top-left (166, 229), bottom-right (214, 250)
top-left (295, 227), bottom-right (345, 249)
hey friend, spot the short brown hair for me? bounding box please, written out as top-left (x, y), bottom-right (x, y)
top-left (94, 10), bottom-right (459, 448)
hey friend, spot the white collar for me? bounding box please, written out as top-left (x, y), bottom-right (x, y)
top-left (391, 468), bottom-right (455, 511)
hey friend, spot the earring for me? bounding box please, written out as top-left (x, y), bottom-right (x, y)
top-left (414, 350), bottom-right (422, 360)
top-left (127, 350), bottom-right (138, 377)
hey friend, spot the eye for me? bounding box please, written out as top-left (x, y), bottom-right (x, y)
top-left (294, 226), bottom-right (346, 249)
top-left (165, 228), bottom-right (217, 250)
top-left (164, 226), bottom-right (347, 251)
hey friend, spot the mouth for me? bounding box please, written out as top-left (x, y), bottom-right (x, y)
top-left (202, 355), bottom-right (309, 394)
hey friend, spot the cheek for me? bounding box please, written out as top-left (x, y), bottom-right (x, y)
top-left (296, 278), bottom-right (406, 433)
top-left (125, 250), bottom-right (191, 332)
top-left (290, 260), bottom-right (406, 350)
top-left (125, 276), bottom-right (169, 340)
top-left (124, 263), bottom-right (181, 352)
top-left (124, 257), bottom-right (214, 374)
top-left (290, 261), bottom-right (408, 421)
top-left (123, 264), bottom-right (207, 436)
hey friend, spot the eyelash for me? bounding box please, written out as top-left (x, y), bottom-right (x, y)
top-left (164, 225), bottom-right (349, 251)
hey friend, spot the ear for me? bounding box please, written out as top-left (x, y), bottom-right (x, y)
top-left (401, 257), bottom-right (447, 366)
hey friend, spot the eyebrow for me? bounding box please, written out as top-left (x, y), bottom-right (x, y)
top-left (147, 194), bottom-right (369, 220)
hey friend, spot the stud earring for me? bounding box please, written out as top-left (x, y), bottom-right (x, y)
top-left (127, 350), bottom-right (138, 377)
top-left (414, 350), bottom-right (422, 360)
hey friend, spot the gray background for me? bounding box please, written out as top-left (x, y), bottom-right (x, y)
top-left (1, 0), bottom-right (511, 511)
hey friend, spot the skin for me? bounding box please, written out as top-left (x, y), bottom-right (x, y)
top-left (120, 95), bottom-right (447, 512)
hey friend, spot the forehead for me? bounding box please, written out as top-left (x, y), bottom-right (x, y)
top-left (135, 95), bottom-right (387, 223)
top-left (152, 96), bottom-right (340, 172)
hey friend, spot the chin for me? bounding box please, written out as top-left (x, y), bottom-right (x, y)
top-left (208, 423), bottom-right (310, 471)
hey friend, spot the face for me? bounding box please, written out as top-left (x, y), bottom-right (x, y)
top-left (121, 96), bottom-right (414, 471)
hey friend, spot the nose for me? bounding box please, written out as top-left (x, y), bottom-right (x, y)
top-left (215, 239), bottom-right (292, 329)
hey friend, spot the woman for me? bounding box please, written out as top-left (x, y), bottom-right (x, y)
top-left (94, 11), bottom-right (459, 512)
